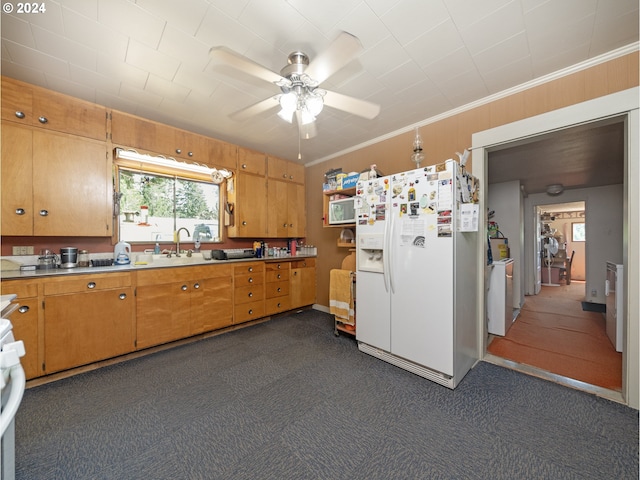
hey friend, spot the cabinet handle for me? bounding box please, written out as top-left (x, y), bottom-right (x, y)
top-left (248, 292), bottom-right (253, 298)
top-left (15, 111), bottom-right (25, 119)
top-left (18, 305), bottom-right (29, 313)
top-left (194, 283), bottom-right (200, 289)
top-left (289, 175), bottom-right (293, 180)
top-left (283, 223), bottom-right (288, 228)
top-left (248, 309), bottom-right (253, 315)
top-left (242, 164), bottom-right (247, 169)
top-left (248, 277), bottom-right (253, 283)
top-left (87, 282), bottom-right (96, 289)
top-left (15, 208), bottom-right (25, 215)
top-left (277, 302), bottom-right (281, 308)
top-left (188, 151), bottom-right (193, 157)
top-left (176, 148), bottom-right (182, 154)
top-left (242, 221), bottom-right (247, 226)
top-left (277, 287), bottom-right (281, 292)
top-left (38, 116), bottom-right (48, 124)
top-left (248, 267), bottom-right (253, 272)
top-left (39, 209), bottom-right (49, 216)
top-left (294, 271), bottom-right (298, 276)
top-left (277, 274), bottom-right (281, 279)
top-left (277, 264), bottom-right (281, 269)
top-left (181, 285), bottom-right (188, 291)
top-left (119, 293), bottom-right (127, 300)
top-left (282, 174), bottom-right (287, 179)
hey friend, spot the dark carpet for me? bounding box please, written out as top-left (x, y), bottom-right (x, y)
top-left (16, 310), bottom-right (638, 479)
top-left (582, 301), bottom-right (607, 313)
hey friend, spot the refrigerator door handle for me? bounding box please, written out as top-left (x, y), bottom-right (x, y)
top-left (605, 279), bottom-right (610, 296)
top-left (382, 208), bottom-right (390, 293)
top-left (388, 206), bottom-right (395, 294)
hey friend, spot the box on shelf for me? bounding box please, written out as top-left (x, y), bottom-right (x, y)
top-left (342, 174), bottom-right (359, 189)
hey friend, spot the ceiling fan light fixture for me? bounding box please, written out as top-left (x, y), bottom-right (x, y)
top-left (277, 108), bottom-right (295, 123)
top-left (546, 183), bottom-right (564, 195)
top-left (305, 93), bottom-right (324, 116)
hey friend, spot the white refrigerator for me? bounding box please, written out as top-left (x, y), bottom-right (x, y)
top-left (355, 160), bottom-right (480, 389)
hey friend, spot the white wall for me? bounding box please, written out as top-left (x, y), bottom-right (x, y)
top-left (525, 184), bottom-right (623, 304)
top-left (488, 180), bottom-right (524, 309)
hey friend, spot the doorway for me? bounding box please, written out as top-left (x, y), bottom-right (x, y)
top-left (472, 88), bottom-right (639, 407)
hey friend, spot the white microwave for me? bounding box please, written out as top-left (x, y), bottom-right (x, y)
top-left (328, 197), bottom-right (356, 225)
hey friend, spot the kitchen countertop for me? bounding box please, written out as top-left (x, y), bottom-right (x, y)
top-left (0, 253), bottom-right (316, 280)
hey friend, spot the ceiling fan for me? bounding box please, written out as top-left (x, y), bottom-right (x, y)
top-left (208, 32), bottom-right (380, 139)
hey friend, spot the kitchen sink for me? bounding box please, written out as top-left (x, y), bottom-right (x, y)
top-left (133, 253), bottom-right (208, 268)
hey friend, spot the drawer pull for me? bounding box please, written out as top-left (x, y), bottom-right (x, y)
top-left (39, 209), bottom-right (49, 216)
top-left (277, 302), bottom-right (281, 308)
top-left (248, 267), bottom-right (253, 272)
top-left (277, 274), bottom-right (281, 279)
top-left (119, 293), bottom-right (127, 300)
top-left (15, 208), bottom-right (25, 215)
top-left (181, 284), bottom-right (188, 291)
top-left (248, 309), bottom-right (253, 315)
top-left (38, 116), bottom-right (48, 124)
top-left (293, 271), bottom-right (298, 276)
top-left (242, 163), bottom-right (247, 169)
top-left (194, 282), bottom-right (200, 289)
top-left (277, 264), bottom-right (281, 269)
top-left (87, 282), bottom-right (96, 289)
top-left (248, 292), bottom-right (253, 298)
top-left (277, 287), bottom-right (281, 292)
top-left (248, 277), bottom-right (253, 283)
top-left (176, 148), bottom-right (182, 154)
top-left (242, 221), bottom-right (247, 226)
top-left (15, 111), bottom-right (25, 119)
top-left (18, 305), bottom-right (29, 314)
top-left (188, 151), bottom-right (193, 157)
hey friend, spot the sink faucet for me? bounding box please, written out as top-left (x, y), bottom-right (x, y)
top-left (175, 227), bottom-right (190, 257)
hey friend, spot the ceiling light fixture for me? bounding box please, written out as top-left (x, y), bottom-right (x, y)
top-left (410, 127), bottom-right (425, 167)
top-left (546, 184), bottom-right (564, 195)
top-left (276, 81), bottom-right (326, 126)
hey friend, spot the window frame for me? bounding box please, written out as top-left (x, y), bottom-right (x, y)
top-left (571, 222), bottom-right (586, 242)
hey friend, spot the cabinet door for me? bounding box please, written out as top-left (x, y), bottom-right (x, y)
top-left (290, 260), bottom-right (316, 309)
top-left (32, 130), bottom-right (110, 236)
top-left (136, 282), bottom-right (192, 349)
top-left (33, 89), bottom-right (107, 140)
top-left (7, 297), bottom-right (40, 379)
top-left (267, 178), bottom-right (289, 238)
top-left (207, 138), bottom-right (237, 170)
top-left (192, 275), bottom-right (234, 334)
top-left (44, 288), bottom-right (135, 373)
top-left (1, 77), bottom-right (33, 124)
top-left (111, 110), bottom-right (175, 155)
top-left (287, 182), bottom-right (306, 237)
top-left (230, 172), bottom-right (267, 237)
top-left (1, 124), bottom-right (33, 235)
top-left (174, 130), bottom-right (209, 161)
top-left (237, 147), bottom-right (266, 175)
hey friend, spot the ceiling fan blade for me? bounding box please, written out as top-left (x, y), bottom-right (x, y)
top-left (230, 96), bottom-right (279, 122)
top-left (209, 47), bottom-right (290, 86)
top-left (305, 32), bottom-right (363, 84)
top-left (323, 90), bottom-right (380, 119)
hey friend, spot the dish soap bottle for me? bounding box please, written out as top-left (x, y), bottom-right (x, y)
top-left (154, 242), bottom-right (161, 254)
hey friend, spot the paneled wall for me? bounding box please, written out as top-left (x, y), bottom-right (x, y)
top-left (307, 52), bottom-right (639, 308)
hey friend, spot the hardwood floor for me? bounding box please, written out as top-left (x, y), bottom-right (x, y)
top-left (485, 280), bottom-right (623, 401)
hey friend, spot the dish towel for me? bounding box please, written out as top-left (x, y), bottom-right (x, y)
top-left (329, 269), bottom-right (355, 325)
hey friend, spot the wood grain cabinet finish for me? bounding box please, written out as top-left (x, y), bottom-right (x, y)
top-left (265, 261), bottom-right (291, 315)
top-left (42, 273), bottom-right (135, 374)
top-left (1, 76), bottom-right (107, 141)
top-left (233, 263), bottom-right (265, 323)
top-left (0, 280), bottom-right (40, 380)
top-left (290, 258), bottom-right (316, 309)
top-left (1, 124), bottom-right (110, 236)
top-left (135, 265), bottom-right (233, 349)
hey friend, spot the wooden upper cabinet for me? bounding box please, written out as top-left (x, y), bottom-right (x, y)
top-left (1, 124), bottom-right (34, 235)
top-left (1, 76), bottom-right (107, 141)
top-left (237, 147), bottom-right (266, 176)
top-left (110, 109), bottom-right (174, 155)
top-left (173, 129), bottom-right (209, 162)
top-left (267, 155), bottom-right (304, 184)
top-left (207, 137), bottom-right (237, 170)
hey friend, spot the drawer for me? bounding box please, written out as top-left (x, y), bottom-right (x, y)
top-left (1, 279), bottom-right (39, 298)
top-left (235, 285), bottom-right (264, 304)
top-left (266, 296), bottom-right (290, 314)
top-left (234, 300), bottom-right (265, 323)
top-left (265, 281), bottom-right (289, 298)
top-left (235, 272), bottom-right (264, 287)
top-left (233, 263), bottom-right (263, 276)
top-left (265, 261), bottom-right (290, 272)
top-left (265, 269), bottom-right (289, 282)
top-left (44, 272), bottom-right (132, 295)
top-left (291, 258), bottom-right (315, 269)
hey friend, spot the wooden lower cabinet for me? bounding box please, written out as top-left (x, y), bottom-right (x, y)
top-left (265, 261), bottom-right (291, 315)
top-left (0, 280), bottom-right (40, 380)
top-left (290, 258), bottom-right (316, 309)
top-left (233, 262), bottom-right (265, 324)
top-left (43, 273), bottom-right (135, 374)
top-left (135, 265), bottom-right (233, 349)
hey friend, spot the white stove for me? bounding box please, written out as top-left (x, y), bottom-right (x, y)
top-left (0, 296), bottom-right (26, 480)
